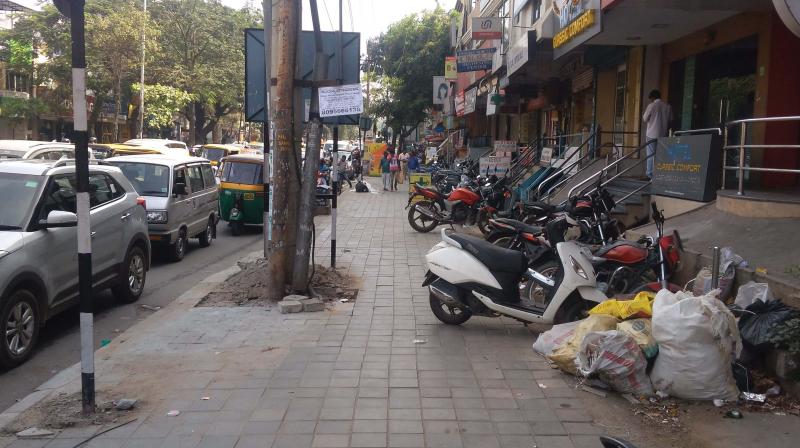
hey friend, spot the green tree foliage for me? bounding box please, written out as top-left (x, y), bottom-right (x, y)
top-left (366, 7), bottom-right (452, 143)
top-left (131, 83), bottom-right (194, 130)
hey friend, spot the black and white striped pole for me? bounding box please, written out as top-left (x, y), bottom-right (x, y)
top-left (54, 0), bottom-right (94, 415)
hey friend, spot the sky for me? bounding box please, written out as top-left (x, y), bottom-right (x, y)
top-left (221, 0), bottom-right (444, 54)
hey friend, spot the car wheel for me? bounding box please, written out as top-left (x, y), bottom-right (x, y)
top-left (170, 228), bottom-right (187, 262)
top-left (0, 289), bottom-right (40, 368)
top-left (112, 246), bottom-right (147, 303)
top-left (198, 217), bottom-right (215, 247)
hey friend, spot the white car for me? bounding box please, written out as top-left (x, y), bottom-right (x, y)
top-left (0, 140), bottom-right (79, 161)
top-left (123, 139), bottom-right (190, 157)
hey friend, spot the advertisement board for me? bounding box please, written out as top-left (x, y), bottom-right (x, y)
top-left (552, 0), bottom-right (602, 60)
top-left (457, 48), bottom-right (496, 72)
top-left (408, 173), bottom-right (433, 203)
top-left (445, 56), bottom-right (457, 80)
top-left (540, 147), bottom-right (553, 166)
top-left (651, 134), bottom-right (722, 202)
top-left (479, 156), bottom-right (512, 178)
top-left (472, 17), bottom-right (502, 40)
top-left (494, 140), bottom-right (516, 154)
top-left (455, 90), bottom-right (466, 117)
top-left (319, 84), bottom-right (363, 117)
top-left (464, 88), bottom-right (477, 115)
top-left (433, 76), bottom-right (448, 105)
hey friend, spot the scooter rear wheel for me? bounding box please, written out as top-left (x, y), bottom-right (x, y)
top-left (429, 292), bottom-right (472, 325)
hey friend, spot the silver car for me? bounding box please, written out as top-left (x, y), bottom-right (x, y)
top-left (0, 159), bottom-right (151, 368)
top-left (106, 155), bottom-right (219, 262)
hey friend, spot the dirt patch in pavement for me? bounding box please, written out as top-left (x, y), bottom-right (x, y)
top-left (2, 391), bottom-right (142, 434)
top-left (198, 260), bottom-right (359, 307)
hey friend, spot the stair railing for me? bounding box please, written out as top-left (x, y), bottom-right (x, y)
top-left (535, 131), bottom-right (599, 202)
top-left (507, 135), bottom-right (543, 185)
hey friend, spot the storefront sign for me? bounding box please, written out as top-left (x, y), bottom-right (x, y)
top-left (444, 56), bottom-right (457, 80)
top-left (651, 134), bottom-right (723, 202)
top-left (455, 90), bottom-right (466, 117)
top-left (472, 17), bottom-right (502, 40)
top-left (552, 0), bottom-right (602, 60)
top-left (457, 48), bottom-right (497, 72)
top-left (494, 140), bottom-right (516, 154)
top-left (433, 76), bottom-right (449, 105)
top-left (507, 31), bottom-right (536, 76)
top-left (480, 156), bottom-right (512, 177)
top-left (464, 88), bottom-right (477, 115)
top-left (540, 147), bottom-right (554, 166)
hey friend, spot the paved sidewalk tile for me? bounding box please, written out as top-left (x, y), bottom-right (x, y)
top-left (37, 180), bottom-right (602, 448)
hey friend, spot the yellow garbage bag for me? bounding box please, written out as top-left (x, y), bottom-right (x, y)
top-left (588, 291), bottom-right (655, 320)
top-left (547, 314), bottom-right (619, 375)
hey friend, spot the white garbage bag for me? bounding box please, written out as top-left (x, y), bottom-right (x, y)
top-left (734, 281), bottom-right (773, 309)
top-left (576, 330), bottom-right (654, 396)
top-left (533, 321), bottom-right (580, 357)
top-left (650, 289), bottom-right (742, 400)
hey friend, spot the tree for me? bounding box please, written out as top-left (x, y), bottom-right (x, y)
top-left (366, 8), bottom-right (452, 145)
top-left (87, 1), bottom-right (160, 141)
top-left (131, 83), bottom-right (194, 132)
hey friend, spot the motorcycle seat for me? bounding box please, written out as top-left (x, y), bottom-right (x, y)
top-left (491, 218), bottom-right (543, 235)
top-left (594, 240), bottom-right (648, 264)
top-left (448, 232), bottom-right (528, 274)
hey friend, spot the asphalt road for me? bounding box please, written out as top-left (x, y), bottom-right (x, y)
top-left (0, 224), bottom-right (263, 412)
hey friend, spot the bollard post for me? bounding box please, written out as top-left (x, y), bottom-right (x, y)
top-left (711, 246), bottom-right (721, 290)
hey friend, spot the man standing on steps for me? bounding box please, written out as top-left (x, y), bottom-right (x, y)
top-left (642, 89), bottom-right (672, 179)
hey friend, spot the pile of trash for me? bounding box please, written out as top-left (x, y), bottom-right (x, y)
top-left (534, 284), bottom-right (798, 406)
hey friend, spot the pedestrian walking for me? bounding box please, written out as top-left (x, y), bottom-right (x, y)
top-left (389, 151), bottom-right (400, 191)
top-left (642, 89), bottom-right (672, 178)
top-left (338, 154), bottom-right (352, 191)
top-left (408, 151), bottom-right (420, 174)
top-left (380, 151), bottom-right (392, 191)
top-left (399, 149), bottom-right (409, 180)
top-left (352, 146), bottom-right (362, 179)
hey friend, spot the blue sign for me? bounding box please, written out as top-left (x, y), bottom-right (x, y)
top-left (456, 48), bottom-right (496, 72)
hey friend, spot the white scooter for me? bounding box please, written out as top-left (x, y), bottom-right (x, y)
top-left (423, 229), bottom-right (608, 325)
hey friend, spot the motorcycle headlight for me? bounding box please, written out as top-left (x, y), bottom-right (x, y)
top-left (146, 210), bottom-right (168, 224)
top-left (569, 255), bottom-right (589, 280)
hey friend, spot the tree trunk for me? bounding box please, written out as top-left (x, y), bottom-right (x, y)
top-left (264, 0), bottom-right (299, 300)
top-left (194, 102), bottom-right (207, 144)
top-left (187, 103), bottom-right (196, 146)
top-left (114, 78), bottom-right (122, 142)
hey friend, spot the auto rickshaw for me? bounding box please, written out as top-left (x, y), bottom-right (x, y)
top-left (218, 153), bottom-right (266, 235)
top-left (200, 144), bottom-right (240, 168)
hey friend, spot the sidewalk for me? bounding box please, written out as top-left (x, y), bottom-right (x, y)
top-left (1, 178), bottom-right (795, 448)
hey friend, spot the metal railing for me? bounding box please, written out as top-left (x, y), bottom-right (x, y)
top-left (565, 138), bottom-right (656, 203)
top-left (673, 128), bottom-right (722, 136)
top-left (723, 116), bottom-right (800, 195)
top-left (535, 131), bottom-right (598, 201)
top-left (507, 135), bottom-right (543, 185)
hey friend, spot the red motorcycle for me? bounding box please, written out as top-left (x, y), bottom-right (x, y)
top-left (406, 183), bottom-right (483, 233)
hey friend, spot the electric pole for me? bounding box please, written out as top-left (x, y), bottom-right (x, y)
top-left (53, 0), bottom-right (94, 415)
top-left (264, 0), bottom-right (299, 300)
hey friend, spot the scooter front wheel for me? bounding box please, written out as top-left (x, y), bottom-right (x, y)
top-left (429, 292), bottom-right (472, 325)
top-left (408, 201), bottom-right (440, 233)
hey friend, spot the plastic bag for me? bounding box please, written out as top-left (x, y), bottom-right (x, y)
top-left (588, 292), bottom-right (655, 320)
top-left (650, 289), bottom-right (742, 401)
top-left (738, 300), bottom-right (797, 353)
top-left (533, 321), bottom-right (580, 357)
top-left (734, 282), bottom-right (773, 309)
top-left (576, 330), bottom-right (654, 396)
top-left (617, 319), bottom-right (658, 359)
top-left (692, 247), bottom-right (744, 300)
top-left (547, 314), bottom-right (619, 375)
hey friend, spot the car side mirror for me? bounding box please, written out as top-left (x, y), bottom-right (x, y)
top-left (173, 182), bottom-right (188, 196)
top-left (39, 210), bottom-right (78, 228)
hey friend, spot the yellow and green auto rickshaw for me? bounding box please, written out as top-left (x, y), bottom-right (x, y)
top-left (200, 144), bottom-right (240, 168)
top-left (218, 153), bottom-right (266, 235)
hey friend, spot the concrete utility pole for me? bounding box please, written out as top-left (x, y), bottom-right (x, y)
top-left (262, 0), bottom-right (273, 257)
top-left (53, 0), bottom-right (94, 415)
top-left (138, 0), bottom-right (147, 139)
top-left (264, 0), bottom-right (299, 300)
top-left (292, 0), bottom-right (328, 291)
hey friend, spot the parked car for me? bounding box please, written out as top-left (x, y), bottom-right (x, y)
top-left (123, 139), bottom-right (190, 157)
top-left (0, 159), bottom-right (151, 367)
top-left (106, 155), bottom-right (219, 261)
top-left (0, 140), bottom-right (77, 161)
top-left (200, 144), bottom-right (240, 168)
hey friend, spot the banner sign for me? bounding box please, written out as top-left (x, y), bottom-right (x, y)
top-left (464, 88), bottom-right (477, 115)
top-left (472, 17), bottom-right (502, 40)
top-left (507, 31), bottom-right (536, 76)
top-left (494, 140), bottom-right (516, 153)
top-left (455, 90), bottom-right (466, 117)
top-left (433, 76), bottom-right (449, 105)
top-left (552, 0), bottom-right (602, 59)
top-left (457, 48), bottom-right (496, 72)
top-left (319, 84), bottom-right (363, 117)
top-left (479, 156), bottom-right (512, 177)
top-left (540, 147), bottom-right (553, 166)
top-left (445, 56), bottom-right (457, 80)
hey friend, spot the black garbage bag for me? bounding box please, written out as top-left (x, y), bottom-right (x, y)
top-left (738, 300), bottom-right (798, 354)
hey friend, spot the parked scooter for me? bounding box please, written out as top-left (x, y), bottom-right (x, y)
top-left (423, 229), bottom-right (607, 325)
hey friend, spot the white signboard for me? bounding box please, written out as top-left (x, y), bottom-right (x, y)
top-left (319, 84), bottom-right (363, 117)
top-left (472, 17), bottom-right (502, 40)
top-left (507, 32), bottom-right (532, 76)
top-left (480, 156), bottom-right (512, 178)
top-left (494, 140), bottom-right (516, 154)
top-left (464, 88), bottom-right (477, 115)
top-left (433, 76), bottom-right (448, 105)
top-left (540, 147), bottom-right (553, 166)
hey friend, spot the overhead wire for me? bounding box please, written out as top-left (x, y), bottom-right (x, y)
top-left (320, 0), bottom-right (335, 30)
top-left (347, 0), bottom-right (354, 32)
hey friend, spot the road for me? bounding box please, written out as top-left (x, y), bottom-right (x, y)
top-left (0, 225), bottom-right (262, 412)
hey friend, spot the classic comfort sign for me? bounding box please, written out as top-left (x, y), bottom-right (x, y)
top-left (552, 0), bottom-right (602, 59)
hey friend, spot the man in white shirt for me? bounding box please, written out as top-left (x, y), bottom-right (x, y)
top-left (642, 90), bottom-right (672, 178)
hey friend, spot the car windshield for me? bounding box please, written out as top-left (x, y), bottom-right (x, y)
top-left (110, 162), bottom-right (171, 197)
top-left (203, 148), bottom-right (225, 162)
top-left (221, 162), bottom-right (262, 184)
top-left (323, 143), bottom-right (333, 153)
top-left (0, 152), bottom-right (23, 160)
top-left (0, 173), bottom-right (43, 230)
